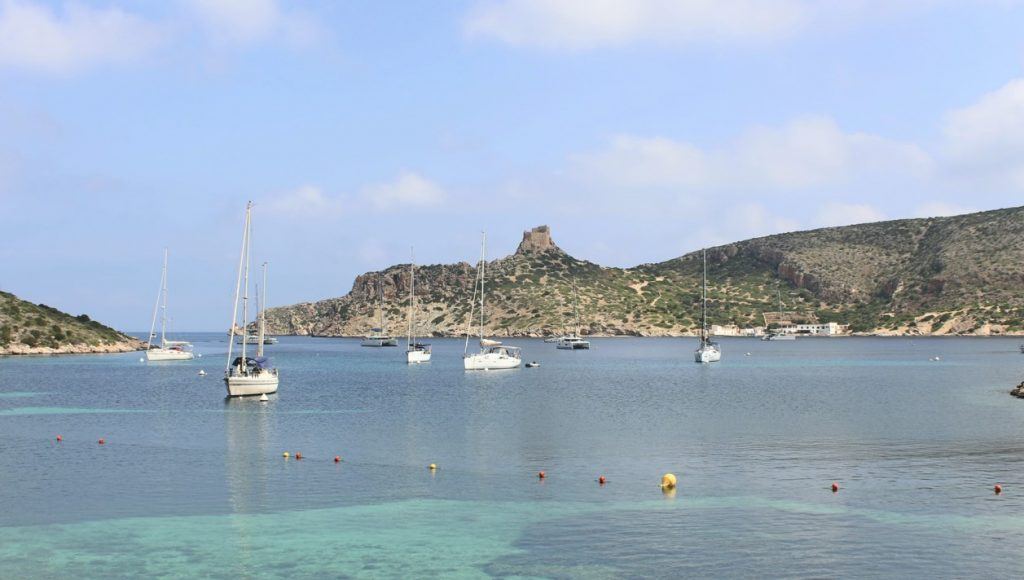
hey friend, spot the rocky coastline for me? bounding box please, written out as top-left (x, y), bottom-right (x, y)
top-left (0, 338), bottom-right (146, 356)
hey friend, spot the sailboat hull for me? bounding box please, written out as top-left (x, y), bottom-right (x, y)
top-left (407, 349), bottom-right (431, 364)
top-left (224, 373), bottom-right (279, 397)
top-left (464, 352), bottom-right (521, 370)
top-left (146, 348), bottom-right (194, 361)
top-left (694, 346), bottom-right (722, 363)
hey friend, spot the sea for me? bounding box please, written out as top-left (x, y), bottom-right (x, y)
top-left (2, 334), bottom-right (1024, 578)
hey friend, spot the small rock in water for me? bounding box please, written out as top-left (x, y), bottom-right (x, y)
top-left (1011, 381), bottom-right (1024, 399)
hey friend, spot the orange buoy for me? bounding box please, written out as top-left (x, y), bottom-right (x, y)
top-left (598, 475), bottom-right (606, 485)
top-left (56, 435), bottom-right (62, 442)
top-left (295, 452), bottom-right (302, 460)
top-left (334, 456), bottom-right (341, 463)
top-left (429, 463), bottom-right (437, 470)
top-left (995, 484), bottom-right (1003, 494)
top-left (98, 438), bottom-right (105, 445)
top-left (538, 471), bottom-right (546, 480)
top-left (831, 482), bottom-right (839, 493)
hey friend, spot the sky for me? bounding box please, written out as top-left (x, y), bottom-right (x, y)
top-left (1, 0), bottom-right (1024, 331)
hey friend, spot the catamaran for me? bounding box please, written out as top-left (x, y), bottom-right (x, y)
top-left (464, 232), bottom-right (522, 370)
top-left (145, 248), bottom-right (194, 361)
top-left (224, 202), bottom-right (279, 397)
top-left (556, 277), bottom-right (590, 350)
top-left (406, 248), bottom-right (431, 363)
top-left (362, 273), bottom-right (398, 347)
top-left (694, 249), bottom-right (721, 363)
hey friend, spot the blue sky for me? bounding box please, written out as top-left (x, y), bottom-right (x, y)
top-left (1, 0), bottom-right (1023, 330)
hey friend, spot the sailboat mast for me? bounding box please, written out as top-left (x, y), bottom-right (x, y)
top-left (378, 274), bottom-right (385, 333)
top-left (701, 249), bottom-right (708, 343)
top-left (147, 251), bottom-right (162, 350)
top-left (226, 202), bottom-right (251, 373)
top-left (240, 206), bottom-right (252, 362)
top-left (160, 248), bottom-right (168, 346)
top-left (572, 276), bottom-right (581, 336)
top-left (408, 248), bottom-right (415, 349)
top-left (479, 232), bottom-right (486, 340)
top-left (257, 262), bottom-right (267, 358)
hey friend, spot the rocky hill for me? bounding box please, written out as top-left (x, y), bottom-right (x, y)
top-left (265, 207), bottom-right (1024, 337)
top-left (0, 291), bottom-right (144, 355)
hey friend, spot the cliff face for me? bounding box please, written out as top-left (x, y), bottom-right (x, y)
top-left (265, 207), bottom-right (1024, 337)
top-left (0, 291), bottom-right (145, 355)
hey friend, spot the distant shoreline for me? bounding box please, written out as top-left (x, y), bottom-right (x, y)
top-left (0, 339), bottom-right (146, 356)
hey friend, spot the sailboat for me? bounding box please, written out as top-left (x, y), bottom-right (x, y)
top-left (361, 273), bottom-right (398, 347)
top-left (225, 202), bottom-right (279, 397)
top-left (694, 249), bottom-right (721, 363)
top-left (463, 232), bottom-right (522, 370)
top-left (762, 285), bottom-right (796, 341)
top-left (145, 248), bottom-right (194, 361)
top-left (556, 277), bottom-right (590, 350)
top-left (406, 248), bottom-right (432, 363)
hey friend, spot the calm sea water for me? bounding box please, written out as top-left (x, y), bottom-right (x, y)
top-left (2, 335), bottom-right (1024, 578)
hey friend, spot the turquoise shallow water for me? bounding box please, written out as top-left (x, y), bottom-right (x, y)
top-left (2, 335), bottom-right (1024, 577)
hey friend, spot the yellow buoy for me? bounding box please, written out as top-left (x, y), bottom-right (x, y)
top-left (429, 463), bottom-right (437, 470)
top-left (282, 452), bottom-right (290, 458)
top-left (661, 473), bottom-right (677, 489)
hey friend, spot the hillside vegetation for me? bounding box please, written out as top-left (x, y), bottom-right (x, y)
top-left (0, 291), bottom-right (143, 354)
top-left (265, 207), bottom-right (1024, 337)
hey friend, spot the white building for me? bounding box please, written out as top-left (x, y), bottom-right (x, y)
top-left (779, 322), bottom-right (847, 335)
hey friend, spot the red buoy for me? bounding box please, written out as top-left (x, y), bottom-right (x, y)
top-left (831, 482), bottom-right (839, 493)
top-left (538, 471), bottom-right (546, 480)
top-left (98, 438), bottom-right (105, 445)
top-left (995, 484), bottom-right (1003, 495)
top-left (295, 452), bottom-right (302, 460)
top-left (56, 435), bottom-right (62, 442)
top-left (598, 476), bottom-right (606, 485)
top-left (334, 456), bottom-right (341, 463)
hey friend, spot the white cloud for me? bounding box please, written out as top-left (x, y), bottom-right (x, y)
top-left (263, 185), bottom-right (343, 218)
top-left (814, 202), bottom-right (887, 228)
top-left (464, 0), bottom-right (807, 50)
top-left (462, 0), bottom-right (967, 51)
top-left (943, 77), bottom-right (1024, 189)
top-left (0, 0), bottom-right (166, 74)
top-left (184, 0), bottom-right (323, 48)
top-left (362, 172), bottom-right (446, 211)
top-left (571, 116), bottom-right (931, 191)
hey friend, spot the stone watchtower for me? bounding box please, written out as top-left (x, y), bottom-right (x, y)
top-left (516, 225), bottom-right (558, 255)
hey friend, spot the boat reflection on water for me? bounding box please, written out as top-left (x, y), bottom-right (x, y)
top-left (223, 397), bottom-right (275, 572)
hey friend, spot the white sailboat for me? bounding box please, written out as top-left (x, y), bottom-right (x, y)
top-left (694, 249), bottom-right (721, 363)
top-left (145, 248), bottom-right (194, 361)
top-left (556, 277), bottom-right (590, 350)
top-left (762, 285), bottom-right (796, 341)
top-left (225, 202), bottom-right (279, 397)
top-left (464, 232), bottom-right (522, 370)
top-left (406, 248), bottom-right (432, 364)
top-left (362, 273), bottom-right (398, 347)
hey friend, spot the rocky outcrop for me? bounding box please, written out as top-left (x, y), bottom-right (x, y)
top-left (1011, 381), bottom-right (1024, 399)
top-left (0, 291), bottom-right (144, 355)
